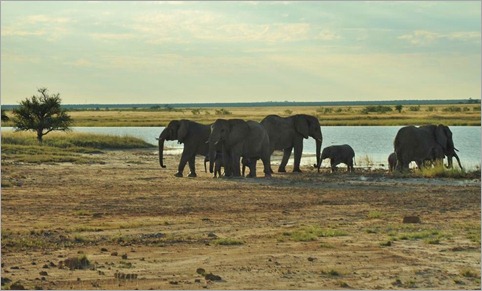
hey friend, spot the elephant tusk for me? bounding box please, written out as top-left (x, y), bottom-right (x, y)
top-left (155, 137), bottom-right (160, 140)
top-left (214, 140), bottom-right (219, 145)
top-left (454, 147), bottom-right (459, 152)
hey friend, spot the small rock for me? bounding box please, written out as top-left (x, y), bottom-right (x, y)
top-left (111, 252), bottom-right (118, 256)
top-left (10, 281), bottom-right (26, 290)
top-left (307, 257), bottom-right (316, 262)
top-left (121, 254), bottom-right (128, 260)
top-left (39, 271), bottom-right (48, 276)
top-left (100, 248), bottom-right (108, 252)
top-left (403, 216), bottom-right (421, 223)
top-left (204, 273), bottom-right (222, 281)
top-left (207, 232), bottom-right (217, 238)
top-left (196, 268), bottom-right (206, 275)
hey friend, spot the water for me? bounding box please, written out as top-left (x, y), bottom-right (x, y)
top-left (2, 126), bottom-right (480, 170)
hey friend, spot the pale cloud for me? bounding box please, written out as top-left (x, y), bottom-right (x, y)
top-left (130, 10), bottom-right (332, 44)
top-left (399, 30), bottom-right (480, 46)
top-left (2, 14), bottom-right (71, 41)
top-left (90, 33), bottom-right (136, 41)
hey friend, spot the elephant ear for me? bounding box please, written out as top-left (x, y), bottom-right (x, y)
top-left (435, 124), bottom-right (448, 151)
top-left (294, 115), bottom-right (309, 139)
top-left (177, 120), bottom-right (190, 143)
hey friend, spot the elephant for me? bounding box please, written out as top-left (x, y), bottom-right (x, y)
top-left (158, 119), bottom-right (210, 177)
top-left (422, 143), bottom-right (445, 168)
top-left (204, 152), bottom-right (224, 178)
top-left (388, 152), bottom-right (397, 172)
top-left (208, 119), bottom-right (271, 178)
top-left (393, 124), bottom-right (462, 171)
top-left (318, 144), bottom-right (355, 173)
top-left (260, 114), bottom-right (322, 173)
top-left (241, 157), bottom-right (254, 177)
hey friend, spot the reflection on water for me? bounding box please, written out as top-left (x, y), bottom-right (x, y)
top-left (2, 126), bottom-right (480, 170)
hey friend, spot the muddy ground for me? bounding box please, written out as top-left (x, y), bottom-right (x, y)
top-left (1, 149), bottom-right (480, 290)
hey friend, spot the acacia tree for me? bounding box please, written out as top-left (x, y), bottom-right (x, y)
top-left (12, 88), bottom-right (72, 143)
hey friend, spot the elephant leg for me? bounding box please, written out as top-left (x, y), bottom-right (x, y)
top-left (247, 161), bottom-right (257, 178)
top-left (175, 150), bottom-right (191, 177)
top-left (278, 147), bottom-right (292, 172)
top-left (348, 160), bottom-right (354, 172)
top-left (262, 157), bottom-right (272, 178)
top-left (187, 156), bottom-right (197, 177)
top-left (330, 158), bottom-right (337, 172)
top-left (292, 141), bottom-right (303, 173)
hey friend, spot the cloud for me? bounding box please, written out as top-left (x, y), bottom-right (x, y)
top-left (398, 30), bottom-right (480, 46)
top-left (2, 14), bottom-right (72, 41)
top-left (129, 10), bottom-right (336, 44)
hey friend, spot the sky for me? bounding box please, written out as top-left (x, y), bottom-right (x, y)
top-left (1, 1), bottom-right (480, 105)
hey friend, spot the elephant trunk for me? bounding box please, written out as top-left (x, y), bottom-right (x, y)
top-left (453, 152), bottom-right (463, 170)
top-left (315, 139), bottom-right (322, 172)
top-left (158, 137), bottom-right (166, 168)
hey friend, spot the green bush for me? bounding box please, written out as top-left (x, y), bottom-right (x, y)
top-left (361, 105), bottom-right (393, 114)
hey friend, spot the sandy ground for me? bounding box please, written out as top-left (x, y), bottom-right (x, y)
top-left (1, 149), bottom-right (480, 290)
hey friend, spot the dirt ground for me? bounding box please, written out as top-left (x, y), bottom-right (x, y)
top-left (1, 149), bottom-right (480, 290)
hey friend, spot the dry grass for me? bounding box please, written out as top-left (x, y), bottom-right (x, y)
top-left (2, 104), bottom-right (480, 127)
top-left (1, 149), bottom-right (480, 290)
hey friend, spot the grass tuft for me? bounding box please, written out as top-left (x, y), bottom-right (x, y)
top-left (286, 225), bottom-right (348, 242)
top-left (213, 237), bottom-right (244, 246)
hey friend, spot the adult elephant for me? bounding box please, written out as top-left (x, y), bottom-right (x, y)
top-left (158, 119), bottom-right (210, 177)
top-left (394, 124), bottom-right (462, 171)
top-left (208, 119), bottom-right (271, 178)
top-left (260, 114), bottom-right (322, 173)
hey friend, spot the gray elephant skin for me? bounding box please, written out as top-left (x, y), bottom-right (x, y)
top-left (208, 119), bottom-right (271, 178)
top-left (319, 144), bottom-right (355, 172)
top-left (261, 114), bottom-right (322, 173)
top-left (205, 153), bottom-right (251, 178)
top-left (388, 152), bottom-right (397, 172)
top-left (394, 124), bottom-right (462, 171)
top-left (158, 119), bottom-right (210, 177)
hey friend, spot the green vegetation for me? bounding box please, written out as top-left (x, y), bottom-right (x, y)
top-left (283, 225), bottom-right (348, 242)
top-left (11, 88), bottom-right (72, 142)
top-left (367, 211), bottom-right (384, 219)
top-left (361, 105), bottom-right (393, 114)
top-left (418, 165), bottom-right (469, 178)
top-left (1, 131), bottom-right (154, 164)
top-left (385, 224), bottom-right (448, 244)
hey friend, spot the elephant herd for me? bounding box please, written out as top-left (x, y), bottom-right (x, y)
top-left (157, 114), bottom-right (462, 178)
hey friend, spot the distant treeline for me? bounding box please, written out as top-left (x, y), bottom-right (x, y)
top-left (2, 99), bottom-right (480, 110)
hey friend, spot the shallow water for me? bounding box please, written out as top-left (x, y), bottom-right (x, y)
top-left (3, 126), bottom-right (480, 170)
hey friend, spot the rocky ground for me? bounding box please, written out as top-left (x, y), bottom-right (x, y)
top-left (1, 149), bottom-right (480, 290)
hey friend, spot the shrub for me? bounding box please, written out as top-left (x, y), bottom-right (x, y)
top-left (442, 106), bottom-right (462, 112)
top-left (408, 105), bottom-right (421, 111)
top-left (215, 108), bottom-right (232, 115)
top-left (361, 105), bottom-right (393, 114)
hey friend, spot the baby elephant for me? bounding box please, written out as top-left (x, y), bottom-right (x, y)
top-left (320, 144), bottom-right (355, 172)
top-left (388, 152), bottom-right (397, 172)
top-left (204, 152), bottom-right (224, 178)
